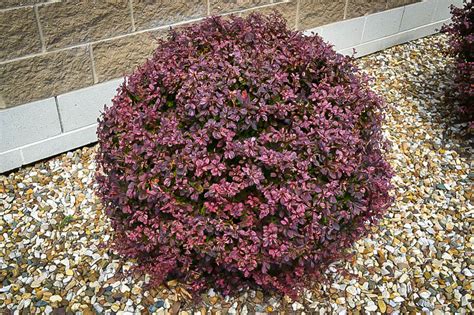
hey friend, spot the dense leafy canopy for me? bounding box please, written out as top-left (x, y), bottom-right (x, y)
top-left (96, 13), bottom-right (392, 297)
top-left (443, 0), bottom-right (473, 127)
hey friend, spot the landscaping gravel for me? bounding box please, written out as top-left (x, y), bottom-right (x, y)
top-left (1, 33), bottom-right (472, 314)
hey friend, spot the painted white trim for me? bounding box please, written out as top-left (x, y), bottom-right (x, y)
top-left (0, 0), bottom-right (463, 173)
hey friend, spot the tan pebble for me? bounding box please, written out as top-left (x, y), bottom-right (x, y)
top-left (377, 250), bottom-right (385, 264)
top-left (401, 142), bottom-right (409, 153)
top-left (111, 303), bottom-right (120, 312)
top-left (179, 288), bottom-right (192, 300)
top-left (336, 297), bottom-right (345, 304)
top-left (71, 303), bottom-right (81, 312)
top-left (65, 269), bottom-right (74, 276)
top-left (22, 293), bottom-right (32, 299)
top-left (446, 222), bottom-right (454, 231)
top-left (35, 290), bottom-right (43, 299)
top-left (378, 299), bottom-right (387, 313)
top-left (82, 309), bottom-right (94, 315)
top-left (31, 280), bottom-right (43, 288)
top-left (43, 291), bottom-right (52, 300)
top-left (50, 295), bottom-right (62, 303)
top-left (131, 286), bottom-right (141, 295)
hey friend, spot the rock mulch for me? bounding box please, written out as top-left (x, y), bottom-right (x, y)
top-left (0, 34), bottom-right (472, 314)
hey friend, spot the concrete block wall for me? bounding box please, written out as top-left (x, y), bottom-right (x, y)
top-left (0, 0), bottom-right (464, 173)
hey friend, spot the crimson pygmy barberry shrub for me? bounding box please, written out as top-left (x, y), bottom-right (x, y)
top-left (96, 14), bottom-right (392, 297)
top-left (443, 0), bottom-right (473, 126)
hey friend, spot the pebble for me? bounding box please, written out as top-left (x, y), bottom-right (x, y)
top-left (49, 295), bottom-right (62, 303)
top-left (111, 303), bottom-right (120, 312)
top-left (346, 286), bottom-right (357, 295)
top-left (365, 300), bottom-right (378, 312)
top-left (378, 299), bottom-right (387, 313)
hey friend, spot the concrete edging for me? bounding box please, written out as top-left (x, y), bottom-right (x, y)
top-left (0, 0), bottom-right (463, 173)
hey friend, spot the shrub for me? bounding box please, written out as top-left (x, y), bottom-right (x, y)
top-left (442, 0), bottom-right (473, 127)
top-left (96, 13), bottom-right (392, 297)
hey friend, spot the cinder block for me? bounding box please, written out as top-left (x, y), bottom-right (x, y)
top-left (396, 20), bottom-right (445, 44)
top-left (0, 46), bottom-right (93, 108)
top-left (57, 79), bottom-right (122, 132)
top-left (346, 0), bottom-right (386, 19)
top-left (0, 149), bottom-right (22, 173)
top-left (240, 1), bottom-right (298, 30)
top-left (209, 0), bottom-right (269, 15)
top-left (0, 0), bottom-right (46, 10)
top-left (0, 98), bottom-right (61, 152)
top-left (320, 17), bottom-right (365, 50)
top-left (432, 0), bottom-right (464, 22)
top-left (386, 0), bottom-right (420, 10)
top-left (362, 6), bottom-right (404, 42)
top-left (400, 0), bottom-right (436, 31)
top-left (21, 124), bottom-right (98, 165)
top-left (135, 0), bottom-right (207, 30)
top-left (298, 0), bottom-right (345, 30)
top-left (37, 1), bottom-right (132, 49)
top-left (93, 31), bottom-right (165, 82)
top-left (0, 6), bottom-right (42, 62)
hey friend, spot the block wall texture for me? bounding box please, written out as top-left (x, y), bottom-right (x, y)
top-left (0, 0), bottom-right (421, 109)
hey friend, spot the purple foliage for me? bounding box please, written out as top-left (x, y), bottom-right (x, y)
top-left (96, 13), bottom-right (392, 297)
top-left (442, 0), bottom-right (473, 127)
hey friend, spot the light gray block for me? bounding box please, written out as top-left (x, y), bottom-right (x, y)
top-left (21, 124), bottom-right (98, 165)
top-left (432, 0), bottom-right (464, 22)
top-left (0, 98), bottom-right (61, 152)
top-left (0, 149), bottom-right (23, 173)
top-left (57, 79), bottom-right (122, 132)
top-left (321, 17), bottom-right (365, 50)
top-left (400, 0), bottom-right (436, 32)
top-left (362, 6), bottom-right (404, 42)
top-left (338, 20), bottom-right (445, 57)
top-left (395, 20), bottom-right (446, 46)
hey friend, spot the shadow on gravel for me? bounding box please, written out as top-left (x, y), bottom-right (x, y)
top-left (408, 48), bottom-right (472, 159)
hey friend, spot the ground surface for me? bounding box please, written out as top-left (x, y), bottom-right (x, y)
top-left (0, 34), bottom-right (472, 314)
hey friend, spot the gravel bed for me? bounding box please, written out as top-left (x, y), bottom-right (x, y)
top-left (1, 34), bottom-right (472, 314)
